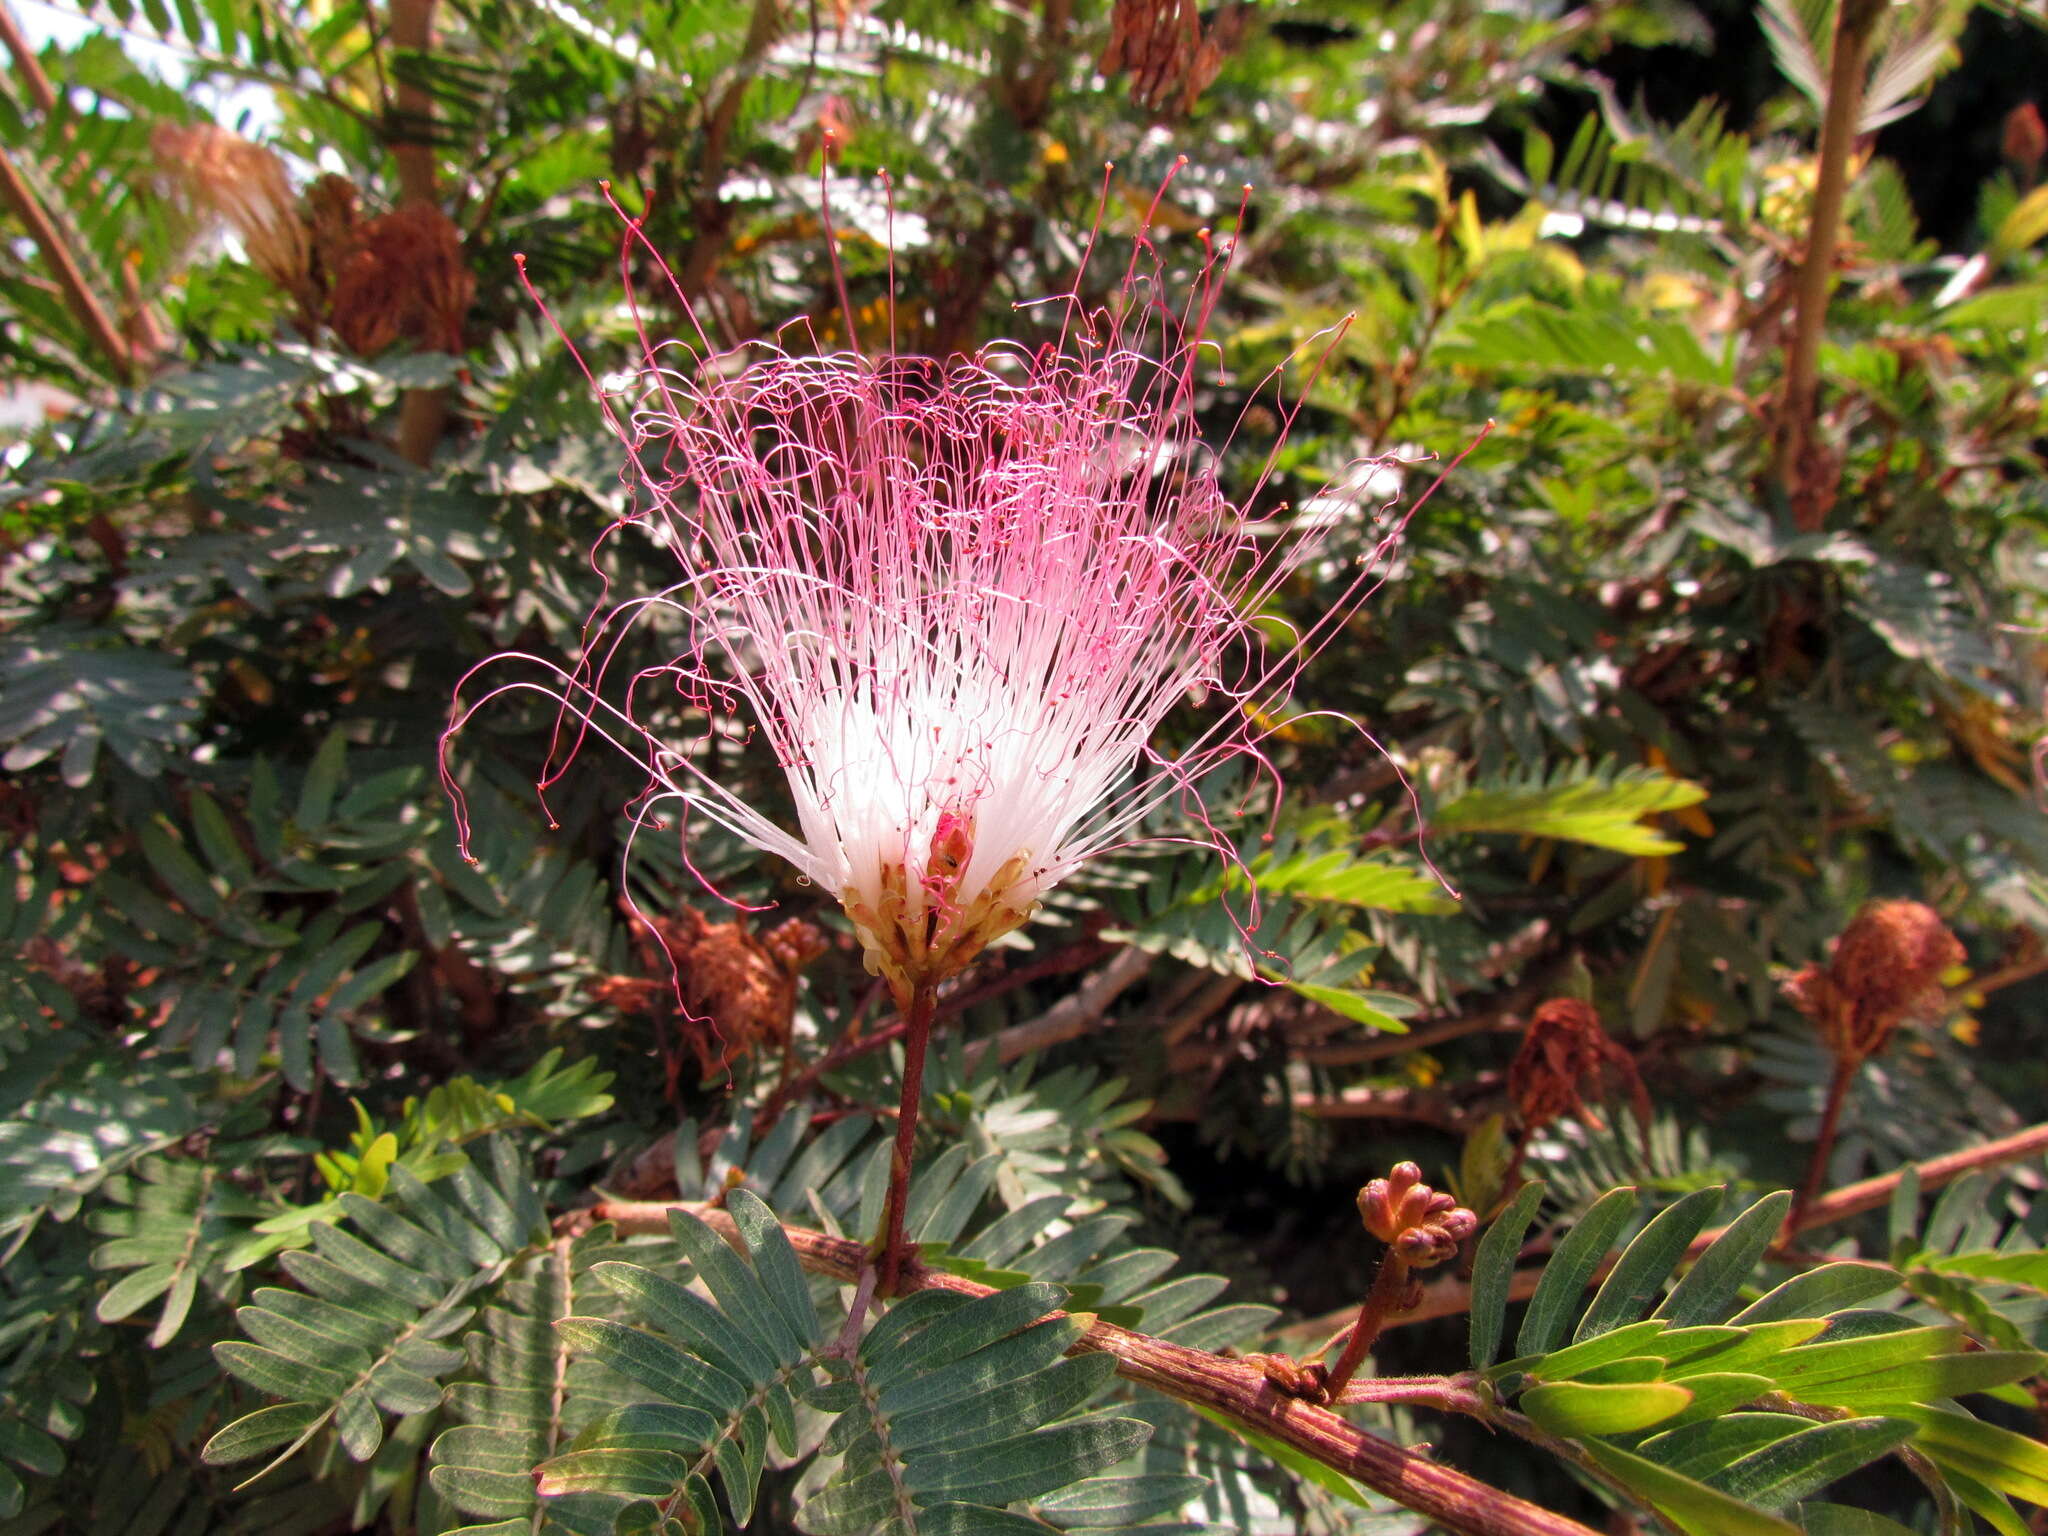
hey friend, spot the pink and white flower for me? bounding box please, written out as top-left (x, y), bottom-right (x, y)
top-left (446, 170), bottom-right (1424, 1010)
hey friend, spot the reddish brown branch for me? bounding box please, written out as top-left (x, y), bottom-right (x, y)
top-left (576, 1199), bottom-right (1603, 1536)
top-left (0, 144), bottom-right (133, 380)
top-left (1787, 1119), bottom-right (2048, 1232)
top-left (382, 0), bottom-right (458, 466)
top-left (1773, 0), bottom-right (1885, 525)
top-left (0, 1), bottom-right (58, 115)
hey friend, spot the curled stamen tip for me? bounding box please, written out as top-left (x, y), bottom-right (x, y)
top-left (599, 179), bottom-right (611, 190)
top-left (513, 252), bottom-right (527, 267)
top-left (1175, 154), bottom-right (1189, 165)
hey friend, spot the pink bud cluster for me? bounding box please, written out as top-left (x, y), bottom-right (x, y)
top-left (1357, 1162), bottom-right (1476, 1268)
top-left (446, 168), bottom-right (1424, 1005)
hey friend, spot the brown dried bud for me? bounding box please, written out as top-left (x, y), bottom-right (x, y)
top-left (1509, 997), bottom-right (1652, 1137)
top-left (1249, 1351), bottom-right (1329, 1403)
top-left (596, 908), bottom-right (827, 1094)
top-left (1787, 899), bottom-right (1964, 1063)
top-left (2003, 101), bottom-right (2046, 179)
top-left (1357, 1162), bottom-right (1477, 1269)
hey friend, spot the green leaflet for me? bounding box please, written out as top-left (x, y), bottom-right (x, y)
top-left (1704, 1417), bottom-right (1916, 1511)
top-left (1578, 1439), bottom-right (1800, 1536)
top-left (1521, 1379), bottom-right (1693, 1435)
top-left (1576, 1187), bottom-right (1722, 1341)
top-left (1470, 1180), bottom-right (1546, 1368)
top-left (1731, 1263), bottom-right (1902, 1325)
top-left (1517, 1186), bottom-right (1637, 1356)
top-left (1656, 1191), bottom-right (1792, 1327)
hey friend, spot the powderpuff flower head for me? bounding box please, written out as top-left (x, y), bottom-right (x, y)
top-left (444, 165), bottom-right (1431, 1016)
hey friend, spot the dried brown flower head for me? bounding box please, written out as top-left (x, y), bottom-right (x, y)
top-left (1357, 1161), bottom-right (1477, 1269)
top-left (1098, 0), bottom-right (1253, 119)
top-left (1786, 899), bottom-right (1964, 1064)
top-left (326, 202), bottom-right (474, 357)
top-left (1508, 997), bottom-right (1652, 1136)
top-left (592, 908), bottom-right (827, 1086)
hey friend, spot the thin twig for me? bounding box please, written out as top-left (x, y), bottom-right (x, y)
top-left (1787, 1118), bottom-right (2048, 1232)
top-left (1954, 949), bottom-right (2048, 1004)
top-left (575, 1199), bottom-right (1604, 1536)
top-left (964, 944), bottom-right (1153, 1068)
top-left (1322, 1249), bottom-right (1414, 1398)
top-left (1791, 1053), bottom-right (1858, 1231)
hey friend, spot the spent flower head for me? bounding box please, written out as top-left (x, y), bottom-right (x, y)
top-left (444, 165), bottom-right (1441, 1010)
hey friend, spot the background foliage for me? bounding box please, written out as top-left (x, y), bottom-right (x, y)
top-left (4, 0), bottom-right (2048, 1529)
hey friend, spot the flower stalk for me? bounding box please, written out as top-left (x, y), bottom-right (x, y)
top-left (876, 980), bottom-right (937, 1293)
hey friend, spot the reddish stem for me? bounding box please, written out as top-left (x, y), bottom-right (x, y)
top-left (1322, 1250), bottom-right (1413, 1400)
top-left (876, 981), bottom-right (936, 1295)
top-left (1792, 1053), bottom-right (1858, 1233)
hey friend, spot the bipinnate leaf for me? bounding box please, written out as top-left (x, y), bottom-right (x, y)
top-left (545, 1231), bottom-right (1179, 1535)
top-left (202, 1139), bottom-right (536, 1478)
top-left (1433, 764), bottom-right (1708, 855)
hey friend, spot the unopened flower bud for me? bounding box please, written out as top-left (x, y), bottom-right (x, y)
top-left (1357, 1162), bottom-right (1477, 1270)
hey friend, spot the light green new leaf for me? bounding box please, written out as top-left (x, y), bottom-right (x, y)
top-left (1522, 1380), bottom-right (1693, 1436)
top-left (1434, 766), bottom-right (1707, 855)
